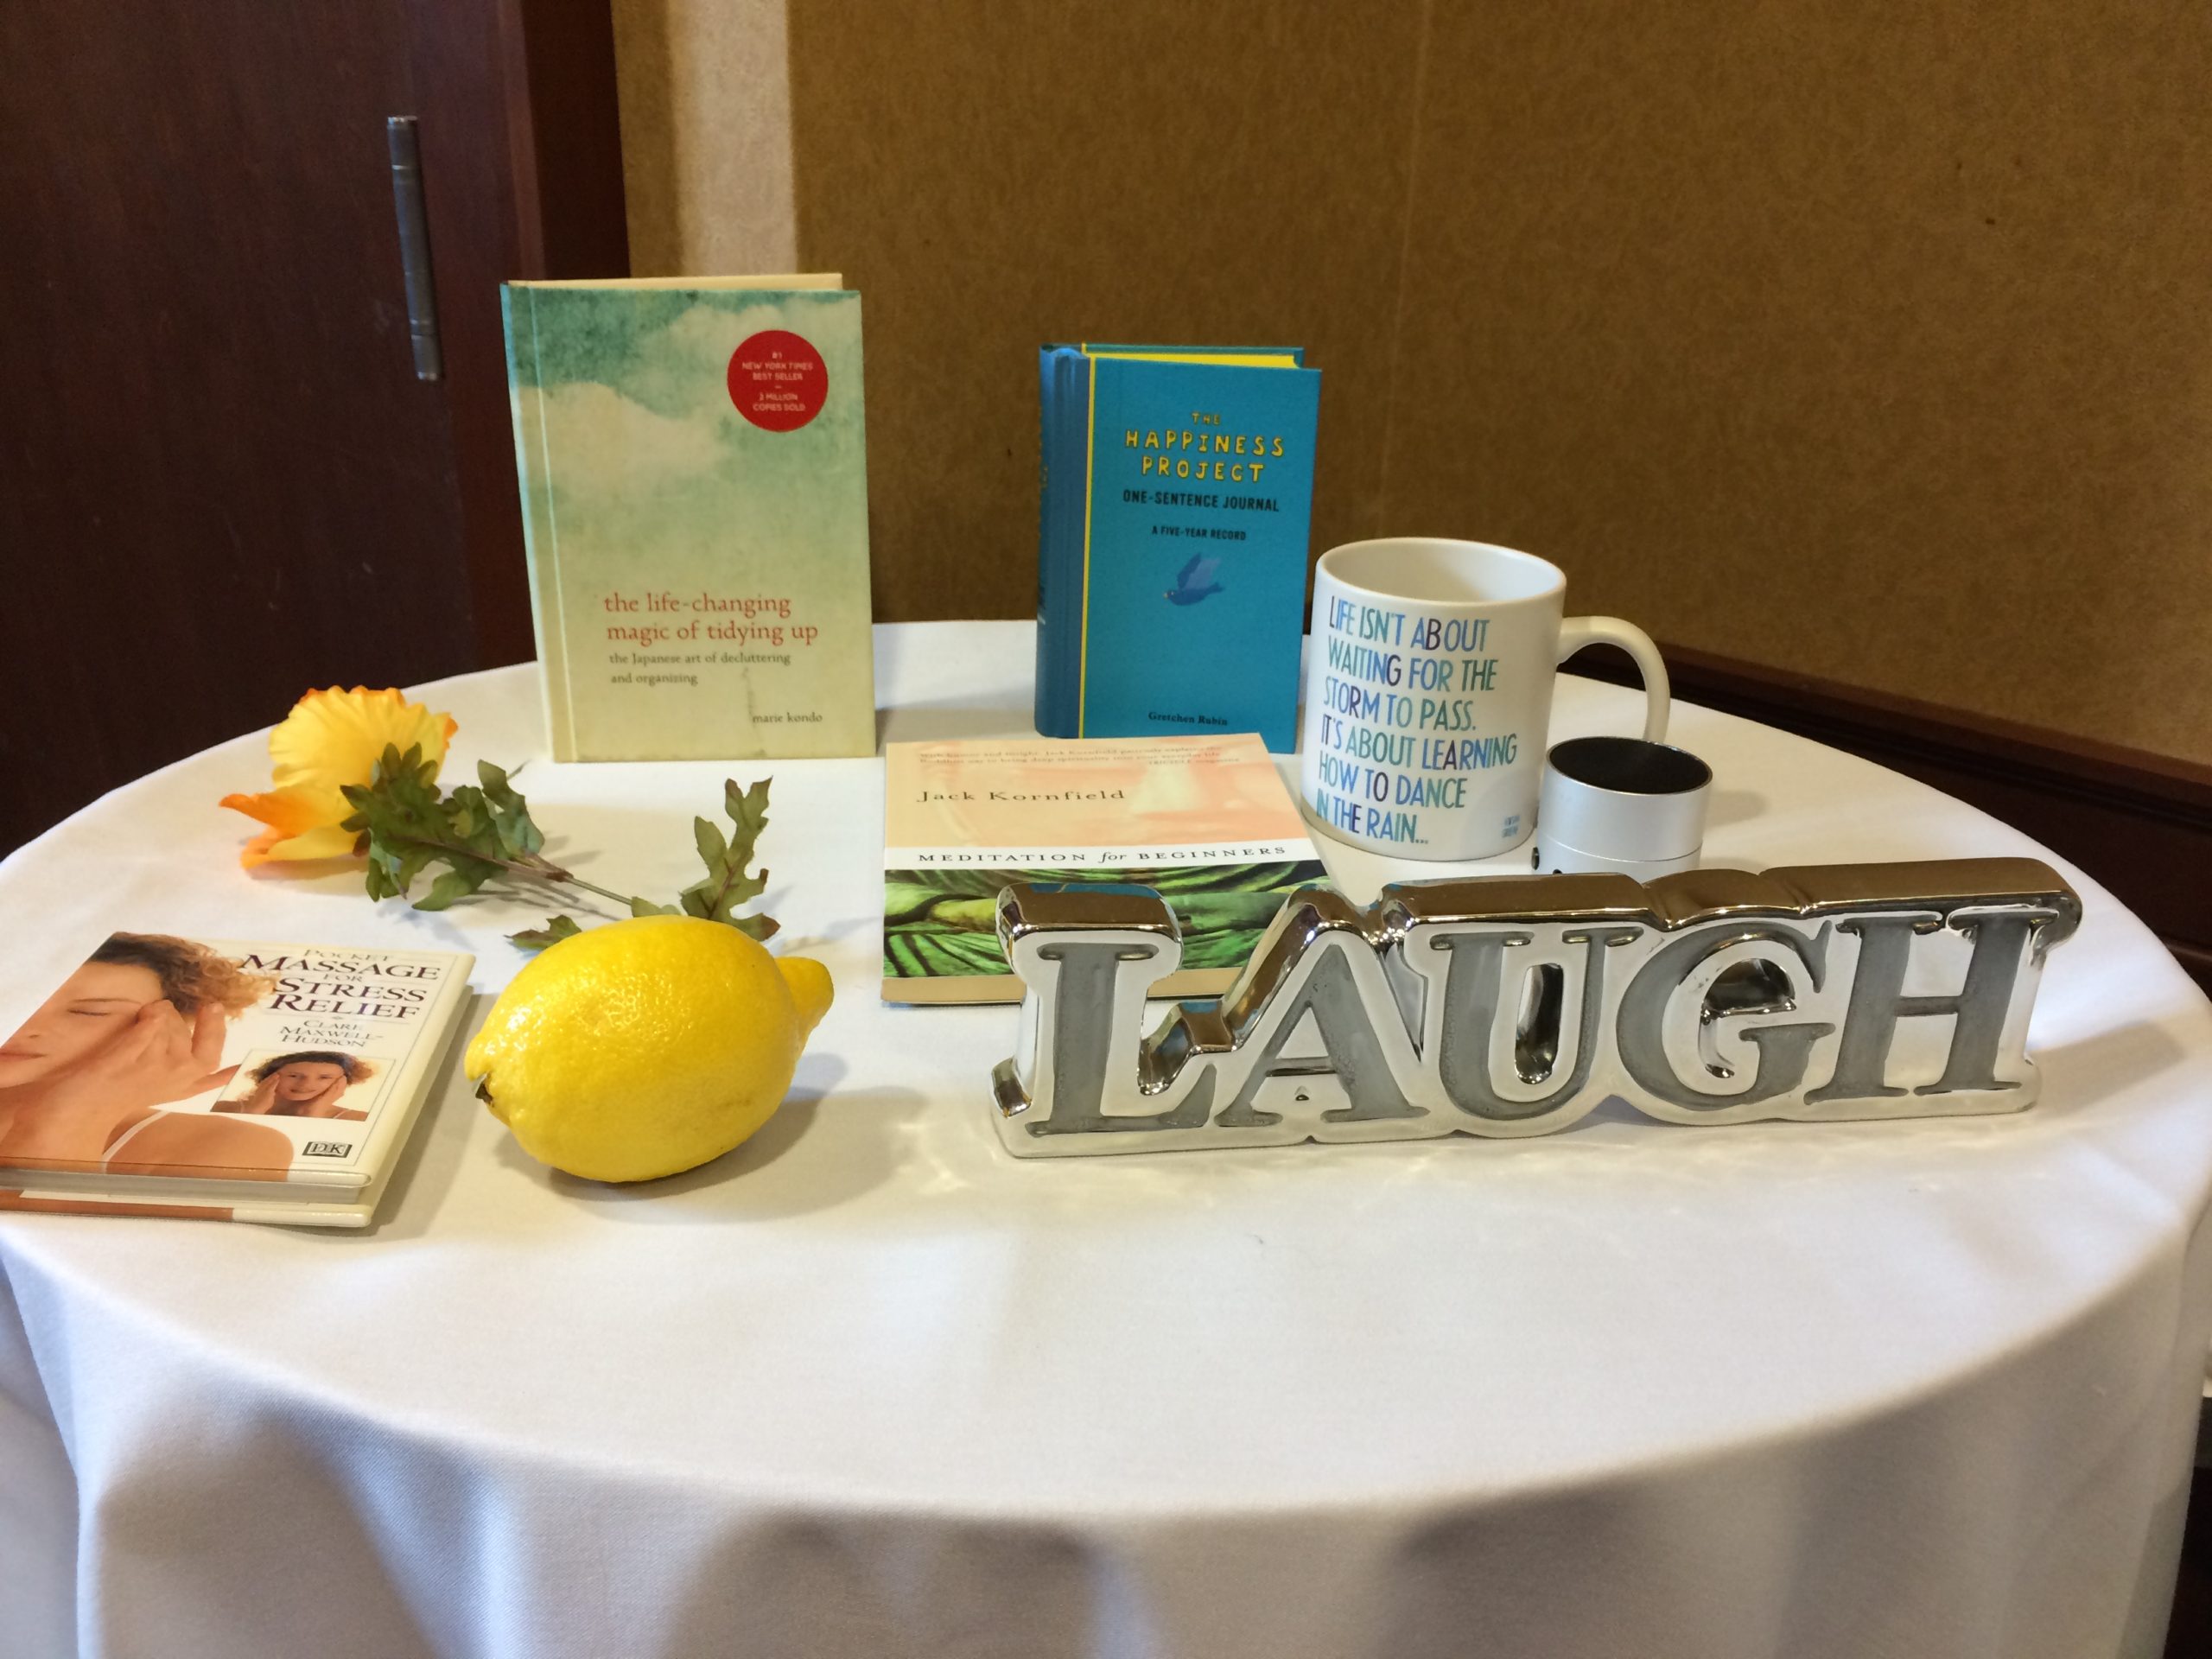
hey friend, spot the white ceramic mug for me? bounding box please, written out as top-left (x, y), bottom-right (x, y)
top-left (1300, 538), bottom-right (1669, 861)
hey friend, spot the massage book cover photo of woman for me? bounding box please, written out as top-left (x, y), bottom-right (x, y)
top-left (0, 932), bottom-right (440, 1183)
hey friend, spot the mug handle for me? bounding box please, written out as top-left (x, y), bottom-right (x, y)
top-left (1557, 617), bottom-right (1669, 742)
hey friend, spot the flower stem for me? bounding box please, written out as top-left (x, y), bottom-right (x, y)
top-left (522, 857), bottom-right (638, 910)
top-left (378, 832), bottom-right (644, 913)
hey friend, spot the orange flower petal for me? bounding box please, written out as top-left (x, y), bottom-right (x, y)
top-left (219, 786), bottom-right (327, 836)
top-left (242, 823), bottom-right (361, 867)
top-left (237, 824), bottom-right (285, 868)
top-left (221, 689), bottom-right (457, 871)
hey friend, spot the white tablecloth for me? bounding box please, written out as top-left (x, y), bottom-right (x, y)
top-left (4, 620), bottom-right (2210, 1659)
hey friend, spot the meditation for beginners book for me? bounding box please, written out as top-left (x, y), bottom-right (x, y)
top-left (882, 734), bottom-right (1324, 1003)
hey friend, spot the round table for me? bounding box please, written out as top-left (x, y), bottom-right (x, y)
top-left (4, 620), bottom-right (2209, 1659)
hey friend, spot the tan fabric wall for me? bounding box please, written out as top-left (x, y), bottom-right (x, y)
top-left (613, 0), bottom-right (2212, 765)
top-left (612, 0), bottom-right (795, 275)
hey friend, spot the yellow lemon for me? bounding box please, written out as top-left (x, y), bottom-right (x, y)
top-left (464, 915), bottom-right (833, 1183)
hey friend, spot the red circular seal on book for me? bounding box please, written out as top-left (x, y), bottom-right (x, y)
top-left (727, 330), bottom-right (829, 431)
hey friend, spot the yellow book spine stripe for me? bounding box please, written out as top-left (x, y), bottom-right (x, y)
top-left (1084, 350), bottom-right (1301, 368)
top-left (1078, 346), bottom-right (1097, 736)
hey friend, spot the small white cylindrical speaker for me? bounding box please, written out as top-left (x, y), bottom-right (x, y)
top-left (1534, 735), bottom-right (1713, 879)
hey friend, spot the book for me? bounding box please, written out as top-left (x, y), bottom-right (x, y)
top-left (1034, 344), bottom-right (1321, 751)
top-left (882, 734), bottom-right (1325, 1003)
top-left (0, 934), bottom-right (474, 1227)
top-left (503, 274), bottom-right (876, 761)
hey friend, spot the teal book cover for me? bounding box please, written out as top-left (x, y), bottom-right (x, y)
top-left (503, 276), bottom-right (875, 761)
top-left (1035, 345), bottom-right (1320, 751)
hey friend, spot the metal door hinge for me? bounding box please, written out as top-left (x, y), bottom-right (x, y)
top-left (386, 117), bottom-right (442, 381)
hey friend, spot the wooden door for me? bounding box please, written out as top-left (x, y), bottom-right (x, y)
top-left (0, 0), bottom-right (626, 854)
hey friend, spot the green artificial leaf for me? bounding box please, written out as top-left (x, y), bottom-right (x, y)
top-left (678, 778), bottom-right (777, 933)
top-left (509, 915), bottom-right (583, 951)
top-left (440, 785), bottom-right (506, 864)
top-left (341, 744), bottom-right (480, 909)
top-left (477, 761), bottom-right (544, 857)
top-left (365, 838), bottom-right (437, 900)
top-left (415, 865), bottom-right (496, 912)
top-left (340, 743), bottom-right (543, 916)
top-left (726, 776), bottom-right (770, 855)
top-left (334, 744), bottom-right (779, 946)
top-left (693, 815), bottom-right (728, 871)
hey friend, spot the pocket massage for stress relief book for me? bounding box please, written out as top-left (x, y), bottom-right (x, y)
top-left (0, 934), bottom-right (473, 1227)
top-left (504, 275), bottom-right (876, 761)
top-left (1035, 344), bottom-right (1321, 752)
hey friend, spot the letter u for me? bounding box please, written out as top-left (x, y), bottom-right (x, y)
top-left (1423, 928), bottom-right (1633, 1134)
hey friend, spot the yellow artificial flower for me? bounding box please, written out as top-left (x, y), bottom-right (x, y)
top-left (221, 687), bottom-right (459, 868)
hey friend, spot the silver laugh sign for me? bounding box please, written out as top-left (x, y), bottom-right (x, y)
top-left (988, 861), bottom-right (2081, 1157)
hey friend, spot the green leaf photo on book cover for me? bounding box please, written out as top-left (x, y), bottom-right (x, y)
top-left (882, 862), bottom-right (1323, 981)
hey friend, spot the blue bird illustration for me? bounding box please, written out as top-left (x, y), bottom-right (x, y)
top-left (1165, 553), bottom-right (1225, 606)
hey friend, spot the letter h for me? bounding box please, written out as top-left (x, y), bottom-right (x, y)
top-left (1808, 910), bottom-right (2044, 1103)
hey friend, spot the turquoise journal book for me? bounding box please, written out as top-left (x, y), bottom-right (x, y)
top-left (1034, 344), bottom-right (1320, 751)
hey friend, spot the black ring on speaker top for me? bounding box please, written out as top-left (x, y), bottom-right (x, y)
top-left (1546, 735), bottom-right (1711, 796)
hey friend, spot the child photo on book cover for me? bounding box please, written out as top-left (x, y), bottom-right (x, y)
top-left (213, 1050), bottom-right (377, 1122)
top-left (0, 932), bottom-right (295, 1177)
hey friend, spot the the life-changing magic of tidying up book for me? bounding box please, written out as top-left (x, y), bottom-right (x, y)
top-left (504, 275), bottom-right (876, 761)
top-left (0, 934), bottom-right (474, 1227)
top-left (1034, 344), bottom-right (1320, 751)
top-left (882, 734), bottom-right (1325, 1004)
